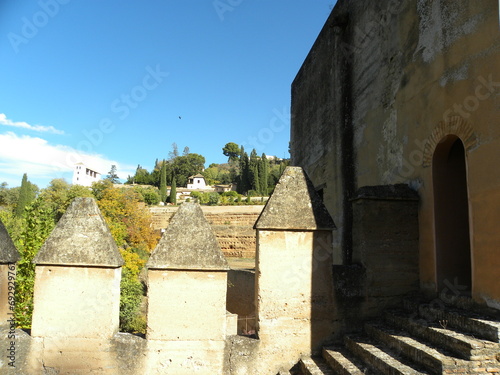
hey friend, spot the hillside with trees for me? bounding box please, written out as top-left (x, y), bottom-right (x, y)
top-left (0, 142), bottom-right (289, 333)
top-left (125, 142), bottom-right (289, 198)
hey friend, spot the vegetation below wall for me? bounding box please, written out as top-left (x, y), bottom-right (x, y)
top-left (0, 178), bottom-right (160, 334)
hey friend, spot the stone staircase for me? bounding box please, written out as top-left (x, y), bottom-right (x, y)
top-left (298, 297), bottom-right (500, 375)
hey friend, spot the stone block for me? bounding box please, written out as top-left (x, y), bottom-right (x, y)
top-left (147, 269), bottom-right (228, 341)
top-left (31, 266), bottom-right (121, 339)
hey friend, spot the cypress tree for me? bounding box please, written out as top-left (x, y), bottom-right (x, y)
top-left (160, 161), bottom-right (167, 202)
top-left (15, 173), bottom-right (33, 218)
top-left (238, 147), bottom-right (250, 194)
top-left (249, 149), bottom-right (260, 193)
top-left (259, 153), bottom-right (269, 195)
top-left (169, 177), bottom-right (177, 205)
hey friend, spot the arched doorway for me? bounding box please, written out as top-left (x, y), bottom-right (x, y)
top-left (432, 135), bottom-right (472, 293)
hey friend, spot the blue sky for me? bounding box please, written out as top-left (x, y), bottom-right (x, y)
top-left (0, 0), bottom-right (335, 188)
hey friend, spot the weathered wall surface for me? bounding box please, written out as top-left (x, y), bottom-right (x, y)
top-left (147, 270), bottom-right (228, 341)
top-left (291, 0), bottom-right (500, 305)
top-left (256, 230), bottom-right (335, 356)
top-left (331, 185), bottom-right (421, 333)
top-left (31, 266), bottom-right (121, 339)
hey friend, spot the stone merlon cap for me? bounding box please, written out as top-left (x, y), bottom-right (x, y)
top-left (255, 166), bottom-right (336, 231)
top-left (352, 184), bottom-right (419, 201)
top-left (33, 197), bottom-right (124, 267)
top-left (0, 219), bottom-right (20, 263)
top-left (147, 202), bottom-right (229, 271)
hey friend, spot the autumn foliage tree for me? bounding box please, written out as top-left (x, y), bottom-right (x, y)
top-left (96, 182), bottom-right (160, 251)
top-left (95, 182), bottom-right (160, 332)
top-left (1, 177), bottom-right (160, 333)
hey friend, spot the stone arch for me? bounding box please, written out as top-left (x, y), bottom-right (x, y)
top-left (423, 116), bottom-right (477, 167)
top-left (432, 135), bottom-right (472, 292)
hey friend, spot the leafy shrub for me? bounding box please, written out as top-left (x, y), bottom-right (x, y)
top-left (247, 190), bottom-right (258, 197)
top-left (119, 269), bottom-right (145, 334)
top-left (208, 192), bottom-right (220, 206)
top-left (134, 186), bottom-right (160, 205)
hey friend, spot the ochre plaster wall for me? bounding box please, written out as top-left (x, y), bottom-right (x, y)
top-left (291, 0), bottom-right (500, 306)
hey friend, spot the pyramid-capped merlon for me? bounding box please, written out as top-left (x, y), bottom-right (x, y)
top-left (33, 197), bottom-right (124, 267)
top-left (0, 219), bottom-right (20, 263)
top-left (255, 166), bottom-right (335, 231)
top-left (147, 202), bottom-right (229, 271)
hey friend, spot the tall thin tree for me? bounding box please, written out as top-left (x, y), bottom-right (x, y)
top-left (15, 173), bottom-right (33, 217)
top-left (160, 161), bottom-right (167, 202)
top-left (169, 177), bottom-right (177, 205)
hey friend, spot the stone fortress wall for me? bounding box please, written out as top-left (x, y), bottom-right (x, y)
top-left (0, 167), bottom-right (337, 374)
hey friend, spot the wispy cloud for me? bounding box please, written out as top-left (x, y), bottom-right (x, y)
top-left (0, 132), bottom-right (135, 187)
top-left (0, 113), bottom-right (65, 135)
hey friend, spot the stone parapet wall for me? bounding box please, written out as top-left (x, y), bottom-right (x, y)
top-left (0, 168), bottom-right (338, 374)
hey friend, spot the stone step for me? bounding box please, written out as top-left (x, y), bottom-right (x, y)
top-left (300, 356), bottom-right (336, 375)
top-left (384, 309), bottom-right (500, 360)
top-left (365, 322), bottom-right (471, 375)
top-left (418, 294), bottom-right (500, 321)
top-left (322, 346), bottom-right (379, 375)
top-left (345, 334), bottom-right (429, 375)
top-left (404, 299), bottom-right (500, 343)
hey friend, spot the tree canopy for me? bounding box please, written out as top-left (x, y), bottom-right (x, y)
top-left (222, 142), bottom-right (241, 162)
top-left (105, 165), bottom-right (120, 184)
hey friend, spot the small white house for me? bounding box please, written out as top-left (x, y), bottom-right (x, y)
top-left (72, 163), bottom-right (101, 187)
top-left (186, 174), bottom-right (206, 190)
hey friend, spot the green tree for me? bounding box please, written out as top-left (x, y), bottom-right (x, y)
top-left (0, 183), bottom-right (20, 207)
top-left (249, 149), bottom-right (260, 193)
top-left (208, 192), bottom-right (220, 206)
top-left (238, 147), bottom-right (250, 194)
top-left (40, 178), bottom-right (93, 221)
top-left (14, 198), bottom-right (55, 328)
top-left (149, 160), bottom-right (162, 187)
top-left (222, 142), bottom-right (241, 162)
top-left (203, 165), bottom-right (220, 185)
top-left (259, 153), bottom-right (269, 195)
top-left (119, 269), bottom-right (145, 333)
top-left (160, 161), bottom-right (167, 202)
top-left (127, 165), bottom-right (151, 185)
top-left (168, 142), bottom-right (179, 160)
top-left (169, 178), bottom-right (177, 204)
top-left (14, 174), bottom-right (37, 218)
top-left (91, 179), bottom-right (114, 200)
top-left (134, 186), bottom-right (160, 205)
top-left (106, 165), bottom-right (120, 184)
top-left (171, 153), bottom-right (205, 187)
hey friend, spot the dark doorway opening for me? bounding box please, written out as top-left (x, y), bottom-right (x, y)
top-left (433, 136), bottom-right (472, 293)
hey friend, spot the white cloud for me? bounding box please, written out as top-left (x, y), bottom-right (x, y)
top-left (0, 113), bottom-right (65, 135)
top-left (0, 132), bottom-right (135, 187)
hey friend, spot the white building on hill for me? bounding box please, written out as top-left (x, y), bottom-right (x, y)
top-left (186, 174), bottom-right (207, 189)
top-left (72, 163), bottom-right (101, 187)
